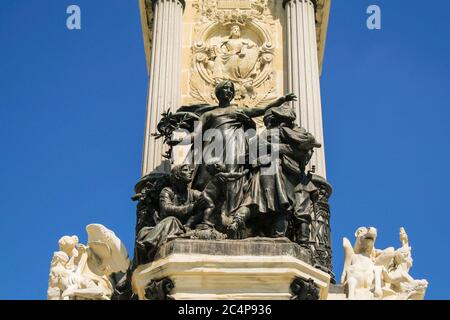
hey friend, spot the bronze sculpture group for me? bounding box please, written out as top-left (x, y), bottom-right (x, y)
top-left (130, 81), bottom-right (333, 282)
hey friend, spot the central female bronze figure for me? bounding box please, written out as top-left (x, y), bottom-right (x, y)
top-left (171, 80), bottom-right (297, 224)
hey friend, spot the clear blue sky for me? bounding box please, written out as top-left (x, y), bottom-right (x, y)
top-left (0, 0), bottom-right (448, 299)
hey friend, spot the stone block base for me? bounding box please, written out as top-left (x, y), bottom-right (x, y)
top-left (132, 238), bottom-right (331, 300)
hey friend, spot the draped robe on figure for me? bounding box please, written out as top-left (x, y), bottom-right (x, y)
top-left (182, 105), bottom-right (257, 218)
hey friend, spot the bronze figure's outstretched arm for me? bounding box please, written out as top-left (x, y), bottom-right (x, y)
top-left (216, 169), bottom-right (250, 182)
top-left (243, 93), bottom-right (297, 118)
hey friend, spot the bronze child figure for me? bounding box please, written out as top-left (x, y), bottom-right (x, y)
top-left (185, 158), bottom-right (249, 230)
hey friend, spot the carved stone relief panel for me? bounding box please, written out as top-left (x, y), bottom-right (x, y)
top-left (189, 0), bottom-right (279, 109)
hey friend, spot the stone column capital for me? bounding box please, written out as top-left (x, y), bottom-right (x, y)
top-left (151, 0), bottom-right (186, 10)
top-left (283, 0), bottom-right (317, 10)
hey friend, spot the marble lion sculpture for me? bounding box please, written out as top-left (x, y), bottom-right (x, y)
top-left (341, 227), bottom-right (391, 299)
top-left (341, 227), bottom-right (428, 300)
top-left (47, 224), bottom-right (130, 300)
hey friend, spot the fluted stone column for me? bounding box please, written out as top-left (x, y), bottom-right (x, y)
top-left (284, 0), bottom-right (327, 178)
top-left (141, 0), bottom-right (185, 176)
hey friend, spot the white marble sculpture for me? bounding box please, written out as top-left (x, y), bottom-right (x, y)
top-left (47, 224), bottom-right (130, 300)
top-left (209, 25), bottom-right (260, 83)
top-left (341, 227), bottom-right (428, 300)
top-left (381, 228), bottom-right (428, 300)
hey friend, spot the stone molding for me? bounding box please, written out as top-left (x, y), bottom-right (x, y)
top-left (132, 253), bottom-right (331, 300)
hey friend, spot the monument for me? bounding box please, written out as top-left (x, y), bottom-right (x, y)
top-left (47, 0), bottom-right (428, 300)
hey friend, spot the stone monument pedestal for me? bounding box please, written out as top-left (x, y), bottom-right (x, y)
top-left (132, 238), bottom-right (331, 300)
